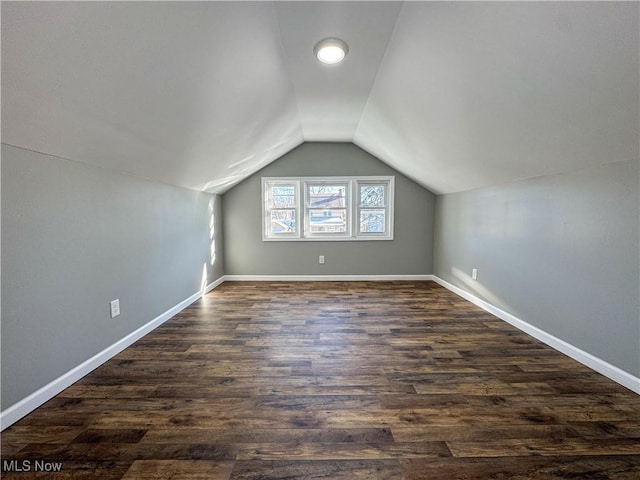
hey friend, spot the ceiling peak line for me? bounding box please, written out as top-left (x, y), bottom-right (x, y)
top-left (353, 1), bottom-right (406, 143)
top-left (271, 0), bottom-right (306, 140)
top-left (274, 1), bottom-right (404, 142)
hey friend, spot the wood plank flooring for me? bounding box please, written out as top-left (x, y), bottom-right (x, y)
top-left (2, 281), bottom-right (639, 479)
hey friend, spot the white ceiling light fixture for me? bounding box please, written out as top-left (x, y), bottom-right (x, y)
top-left (314, 37), bottom-right (349, 64)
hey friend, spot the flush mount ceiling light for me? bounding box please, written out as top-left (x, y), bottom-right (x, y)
top-left (313, 37), bottom-right (349, 64)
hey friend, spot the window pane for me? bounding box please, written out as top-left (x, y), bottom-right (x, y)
top-left (360, 185), bottom-right (385, 208)
top-left (360, 209), bottom-right (386, 233)
top-left (271, 185), bottom-right (296, 208)
top-left (308, 185), bottom-right (347, 208)
top-left (270, 210), bottom-right (296, 234)
top-left (309, 208), bottom-right (347, 233)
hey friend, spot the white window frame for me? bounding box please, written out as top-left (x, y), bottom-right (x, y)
top-left (304, 179), bottom-right (351, 239)
top-left (356, 179), bottom-right (394, 238)
top-left (262, 176), bottom-right (394, 241)
top-left (262, 179), bottom-right (301, 240)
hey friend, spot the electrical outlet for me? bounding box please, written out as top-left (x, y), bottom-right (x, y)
top-left (110, 299), bottom-right (120, 318)
top-left (319, 255), bottom-right (325, 264)
top-left (471, 268), bottom-right (478, 280)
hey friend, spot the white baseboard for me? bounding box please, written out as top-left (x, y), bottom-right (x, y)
top-left (223, 274), bottom-right (435, 282)
top-left (206, 275), bottom-right (226, 292)
top-left (4, 273), bottom-right (636, 430)
top-left (432, 275), bottom-right (640, 395)
top-left (0, 277), bottom-right (225, 431)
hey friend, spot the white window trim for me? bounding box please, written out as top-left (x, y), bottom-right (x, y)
top-left (304, 179), bottom-right (351, 239)
top-left (356, 178), bottom-right (394, 238)
top-left (262, 176), bottom-right (394, 242)
top-left (262, 179), bottom-right (301, 240)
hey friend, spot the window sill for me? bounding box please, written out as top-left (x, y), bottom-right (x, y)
top-left (262, 236), bottom-right (394, 242)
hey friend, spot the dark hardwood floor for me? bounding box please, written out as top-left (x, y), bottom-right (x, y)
top-left (2, 281), bottom-right (639, 479)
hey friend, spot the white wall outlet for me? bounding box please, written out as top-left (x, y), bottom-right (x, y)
top-left (319, 255), bottom-right (325, 264)
top-left (471, 268), bottom-right (478, 280)
top-left (110, 299), bottom-right (120, 318)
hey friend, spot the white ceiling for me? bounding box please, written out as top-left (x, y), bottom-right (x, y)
top-left (2, 1), bottom-right (638, 195)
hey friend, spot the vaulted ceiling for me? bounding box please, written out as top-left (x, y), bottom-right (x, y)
top-left (2, 2), bottom-right (638, 194)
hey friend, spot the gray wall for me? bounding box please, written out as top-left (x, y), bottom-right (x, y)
top-left (1, 144), bottom-right (224, 410)
top-left (223, 142), bottom-right (435, 275)
top-left (434, 159), bottom-right (640, 376)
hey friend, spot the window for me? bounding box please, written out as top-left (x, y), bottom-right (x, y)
top-left (358, 181), bottom-right (390, 236)
top-left (263, 180), bottom-right (300, 238)
top-left (262, 176), bottom-right (394, 241)
top-left (305, 181), bottom-right (350, 237)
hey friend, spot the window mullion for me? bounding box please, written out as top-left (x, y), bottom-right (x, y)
top-left (303, 181), bottom-right (309, 237)
top-left (350, 180), bottom-right (356, 238)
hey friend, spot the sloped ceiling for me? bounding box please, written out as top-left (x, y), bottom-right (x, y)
top-left (2, 1), bottom-right (638, 195)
